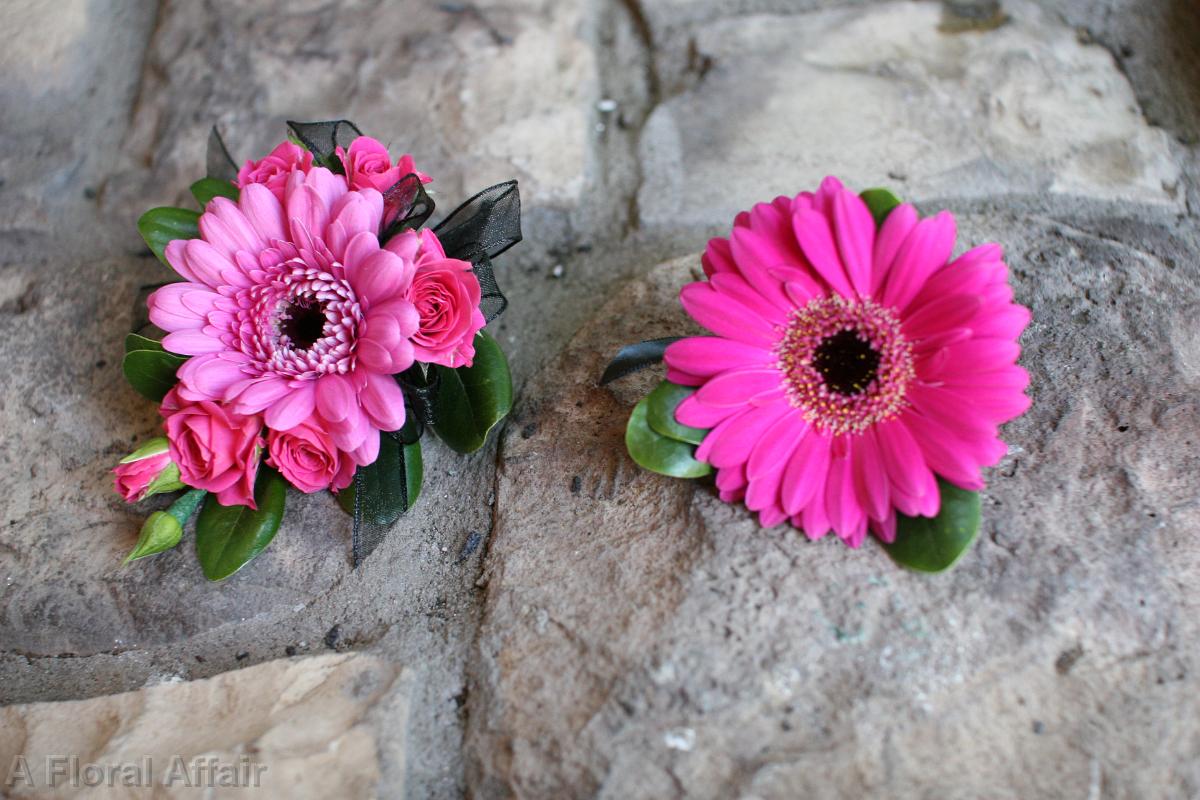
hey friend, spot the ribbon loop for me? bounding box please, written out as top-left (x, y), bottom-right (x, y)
top-left (206, 127), bottom-right (238, 183)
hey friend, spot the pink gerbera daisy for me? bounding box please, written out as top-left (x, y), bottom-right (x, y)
top-left (664, 177), bottom-right (1031, 547)
top-left (148, 166), bottom-right (427, 469)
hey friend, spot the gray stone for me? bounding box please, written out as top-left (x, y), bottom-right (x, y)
top-left (636, 0), bottom-right (1184, 230)
top-left (467, 212), bottom-right (1200, 798)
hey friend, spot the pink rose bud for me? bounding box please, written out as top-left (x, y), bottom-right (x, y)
top-left (113, 437), bottom-right (184, 502)
top-left (266, 416), bottom-right (356, 494)
top-left (160, 387), bottom-right (265, 508)
top-left (392, 229), bottom-right (485, 368)
top-left (235, 140), bottom-right (314, 201)
top-left (337, 136), bottom-right (431, 195)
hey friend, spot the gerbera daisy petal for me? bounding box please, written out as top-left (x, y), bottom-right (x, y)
top-left (177, 353), bottom-right (249, 398)
top-left (358, 370), bottom-right (407, 432)
top-left (263, 382), bottom-right (317, 432)
top-left (831, 188), bottom-right (875, 296)
top-left (710, 272), bottom-right (788, 324)
top-left (757, 504), bottom-right (789, 528)
top-left (903, 293), bottom-right (982, 339)
top-left (238, 183), bottom-right (287, 242)
top-left (781, 430), bottom-right (831, 515)
top-left (676, 394), bottom-right (741, 429)
top-left (908, 385), bottom-right (997, 438)
top-left (664, 338), bottom-right (775, 381)
top-left (801, 486), bottom-right (831, 541)
top-left (747, 415), bottom-right (808, 481)
top-left (870, 511), bottom-right (898, 544)
top-left (824, 447), bottom-right (864, 541)
top-left (702, 401), bottom-right (791, 468)
top-left (701, 236), bottom-right (736, 278)
top-left (871, 203), bottom-right (918, 295)
top-left (679, 283), bottom-right (778, 345)
top-left (162, 330), bottom-right (229, 355)
top-left (715, 462), bottom-right (748, 495)
top-left (899, 410), bottom-right (987, 490)
top-left (970, 303), bottom-right (1032, 340)
top-left (315, 373), bottom-right (356, 423)
top-left (880, 211), bottom-right (957, 312)
top-left (728, 227), bottom-right (800, 314)
top-left (873, 419), bottom-right (933, 500)
top-left (851, 431), bottom-right (890, 522)
top-left (792, 208), bottom-right (854, 297)
top-left (694, 369), bottom-right (785, 408)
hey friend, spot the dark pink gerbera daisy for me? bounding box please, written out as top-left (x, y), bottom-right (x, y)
top-left (664, 177), bottom-right (1031, 547)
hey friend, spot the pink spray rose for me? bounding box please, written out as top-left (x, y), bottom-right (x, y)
top-left (389, 228), bottom-right (485, 368)
top-left (266, 416), bottom-right (355, 494)
top-left (236, 141), bottom-right (314, 201)
top-left (161, 387), bottom-right (264, 508)
top-left (337, 136), bottom-right (431, 195)
top-left (112, 437), bottom-right (182, 502)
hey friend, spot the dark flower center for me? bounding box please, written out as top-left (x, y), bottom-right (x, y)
top-left (281, 299), bottom-right (327, 351)
top-left (812, 329), bottom-right (881, 396)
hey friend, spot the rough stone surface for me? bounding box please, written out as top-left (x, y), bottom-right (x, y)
top-left (468, 218), bottom-right (1200, 798)
top-left (1, 653), bottom-right (404, 797)
top-left (637, 0), bottom-right (1184, 230)
top-left (1, 0), bottom-right (1199, 797)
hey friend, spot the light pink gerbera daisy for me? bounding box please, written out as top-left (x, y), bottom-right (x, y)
top-left (148, 166), bottom-right (423, 468)
top-left (664, 177), bottom-right (1031, 547)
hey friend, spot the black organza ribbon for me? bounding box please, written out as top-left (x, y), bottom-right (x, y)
top-left (379, 174), bottom-right (435, 242)
top-left (207, 127), bottom-right (239, 182)
top-left (599, 338), bottom-right (684, 385)
top-left (286, 119), bottom-right (363, 174)
top-left (433, 181), bottom-right (522, 323)
top-left (350, 182), bottom-right (522, 566)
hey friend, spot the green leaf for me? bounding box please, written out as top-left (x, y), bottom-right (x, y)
top-left (118, 436), bottom-right (170, 463)
top-left (122, 349), bottom-right (187, 401)
top-left (626, 396), bottom-right (712, 479)
top-left (859, 188), bottom-right (904, 227)
top-left (645, 381), bottom-right (709, 445)
top-left (336, 429), bottom-right (423, 525)
top-left (883, 480), bottom-right (981, 572)
top-left (124, 333), bottom-right (165, 354)
top-left (194, 468), bottom-right (287, 581)
top-left (124, 488), bottom-right (206, 564)
top-left (137, 207), bottom-right (201, 267)
top-left (190, 177), bottom-right (239, 208)
top-left (430, 331), bottom-right (514, 454)
top-left (142, 462), bottom-right (186, 499)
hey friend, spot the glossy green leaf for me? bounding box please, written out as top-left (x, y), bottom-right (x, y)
top-left (859, 188), bottom-right (904, 227)
top-left (122, 349), bottom-right (187, 401)
top-left (137, 207), bottom-right (201, 266)
top-left (190, 177), bottom-right (239, 208)
top-left (124, 488), bottom-right (206, 564)
top-left (194, 468), bottom-right (286, 581)
top-left (124, 333), bottom-right (165, 354)
top-left (430, 331), bottom-right (514, 454)
top-left (336, 429), bottom-right (423, 525)
top-left (883, 480), bottom-right (981, 572)
top-left (626, 396), bottom-right (712, 479)
top-left (645, 381), bottom-right (709, 445)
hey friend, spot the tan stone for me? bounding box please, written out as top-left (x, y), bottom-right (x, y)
top-left (0, 653), bottom-right (404, 798)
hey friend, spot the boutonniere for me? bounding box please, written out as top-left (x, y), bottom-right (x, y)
top-left (115, 120), bottom-right (521, 579)
top-left (603, 177), bottom-right (1030, 571)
